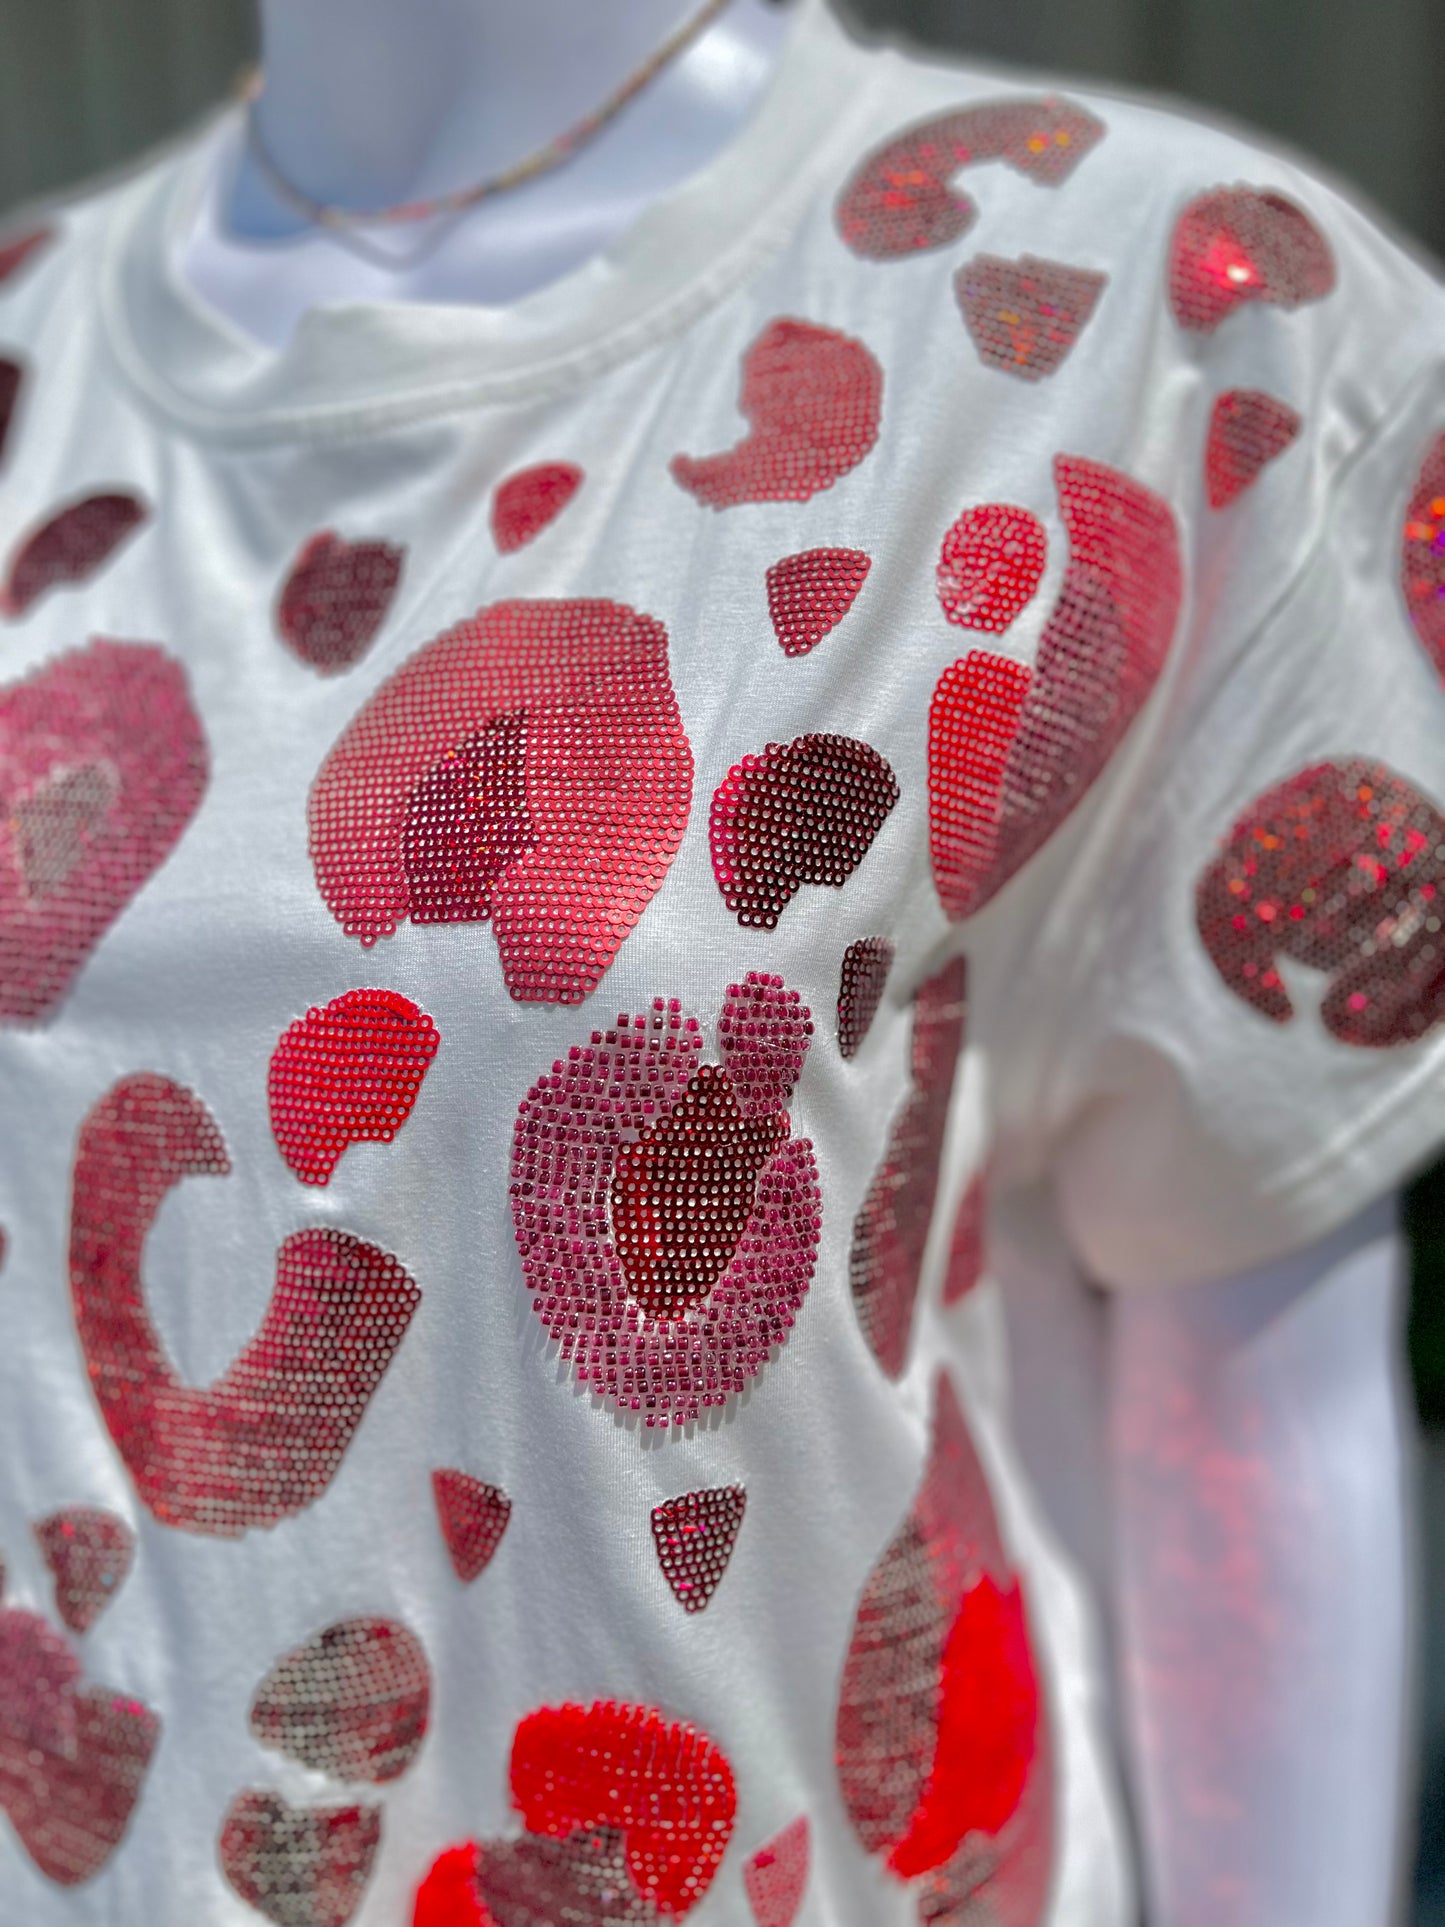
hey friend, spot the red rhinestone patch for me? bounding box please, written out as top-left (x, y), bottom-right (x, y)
top-left (268, 988), bottom-right (440, 1186)
top-left (766, 546), bottom-right (871, 656)
top-left (1170, 186), bottom-right (1336, 332)
top-left (942, 1174), bottom-right (986, 1308)
top-left (954, 254), bottom-right (1106, 381)
top-left (432, 1470), bottom-right (512, 1584)
top-left (0, 357), bottom-right (23, 467)
top-left (929, 455), bottom-right (1182, 920)
top-left (1205, 389), bottom-right (1302, 508)
top-left (492, 462), bottom-right (583, 553)
top-left (2, 491), bottom-right (147, 618)
top-left (309, 597), bottom-right (692, 1004)
top-left (69, 1073), bottom-right (420, 1536)
top-left (671, 318), bottom-right (882, 507)
top-left (250, 1618), bottom-right (430, 1784)
top-left (0, 639), bottom-right (209, 1024)
top-left (836, 97), bottom-right (1106, 259)
top-left (0, 229), bottom-right (52, 285)
top-left (1403, 431), bottom-right (1445, 680)
top-left (32, 1508), bottom-right (134, 1635)
top-left (937, 503), bottom-right (1047, 634)
top-left (710, 734), bottom-right (900, 928)
top-left (850, 958), bottom-right (967, 1379)
top-left (1196, 758), bottom-right (1445, 1046)
top-left (276, 532), bottom-right (405, 676)
top-left (744, 1816), bottom-right (810, 1927)
top-left (219, 1791), bottom-right (380, 1927)
top-left (511, 974), bottom-right (819, 1427)
top-left (837, 935), bottom-right (894, 1058)
top-left (650, 1487), bottom-right (747, 1613)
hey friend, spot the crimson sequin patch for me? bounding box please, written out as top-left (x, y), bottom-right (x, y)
top-left (1403, 431), bottom-right (1445, 680)
top-left (432, 1470), bottom-right (512, 1584)
top-left (268, 988), bottom-right (440, 1185)
top-left (766, 547), bottom-right (871, 656)
top-left (1169, 186), bottom-right (1336, 331)
top-left (250, 1618), bottom-right (430, 1784)
top-left (69, 1073), bottom-right (420, 1537)
top-left (220, 1791), bottom-right (380, 1927)
top-left (650, 1487), bottom-right (746, 1614)
top-left (937, 503), bottom-right (1047, 634)
top-left (2, 492), bottom-right (148, 617)
top-left (942, 1174), bottom-right (986, 1308)
top-left (0, 357), bottom-right (23, 468)
top-left (851, 958), bottom-right (967, 1378)
top-left (0, 229), bottom-right (52, 285)
top-left (0, 639), bottom-right (208, 1024)
top-left (276, 532), bottom-right (405, 675)
top-left (492, 462), bottom-right (583, 553)
top-left (0, 1582), bottom-right (160, 1885)
top-left (836, 96), bottom-right (1106, 259)
top-left (929, 454), bottom-right (1182, 920)
top-left (744, 1816), bottom-right (810, 1927)
top-left (511, 973), bottom-right (820, 1428)
top-left (955, 254), bottom-right (1106, 381)
top-left (309, 597), bottom-right (692, 1004)
top-left (1205, 389), bottom-right (1302, 508)
top-left (1196, 758), bottom-right (1445, 1047)
top-left (33, 1508), bottom-right (134, 1635)
top-left (711, 734), bottom-right (900, 928)
top-left (670, 318), bottom-right (882, 507)
top-left (837, 935), bottom-right (894, 1058)
top-left (835, 1374), bottom-right (1051, 1913)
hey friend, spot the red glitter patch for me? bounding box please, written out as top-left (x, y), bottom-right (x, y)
top-left (276, 532), bottom-right (405, 675)
top-left (744, 1816), bottom-right (810, 1927)
top-left (710, 734), bottom-right (900, 928)
top-left (268, 988), bottom-right (440, 1186)
top-left (33, 1508), bottom-right (134, 1635)
top-left (955, 255), bottom-right (1106, 381)
top-left (670, 319), bottom-right (882, 508)
top-left (219, 1791), bottom-right (380, 1927)
top-left (2, 492), bottom-right (147, 618)
top-left (942, 1174), bottom-right (986, 1308)
top-left (0, 358), bottom-right (23, 468)
top-left (1196, 758), bottom-right (1445, 1046)
top-left (1170, 186), bottom-right (1336, 332)
top-left (937, 503), bottom-right (1046, 634)
top-left (1205, 389), bottom-right (1302, 508)
top-left (0, 639), bottom-right (209, 1024)
top-left (838, 935), bottom-right (894, 1058)
top-left (851, 959), bottom-right (967, 1379)
top-left (69, 1073), bottom-right (420, 1537)
top-left (766, 547), bottom-right (871, 656)
top-left (511, 974), bottom-right (819, 1427)
top-left (250, 1618), bottom-right (430, 1784)
top-left (413, 1843), bottom-right (487, 1927)
top-left (1403, 431), bottom-right (1445, 681)
top-left (836, 97), bottom-right (1106, 259)
top-left (930, 455), bottom-right (1182, 921)
top-left (432, 1470), bottom-right (512, 1584)
top-left (650, 1487), bottom-right (747, 1614)
top-left (309, 597), bottom-right (692, 1004)
top-left (492, 462), bottom-right (583, 553)
top-left (0, 229), bottom-right (52, 285)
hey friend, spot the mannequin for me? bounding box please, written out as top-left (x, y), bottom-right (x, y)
top-left (175, 3), bottom-right (1416, 1920)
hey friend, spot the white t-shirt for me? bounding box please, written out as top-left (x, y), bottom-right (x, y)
top-left (1, 4), bottom-right (1444, 1922)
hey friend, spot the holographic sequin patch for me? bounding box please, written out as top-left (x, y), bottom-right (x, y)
top-left (250, 1618), bottom-right (430, 1784)
top-left (744, 1816), bottom-right (810, 1927)
top-left (220, 1791), bottom-right (380, 1927)
top-left (1196, 758), bottom-right (1445, 1047)
top-left (766, 547), bottom-right (871, 656)
top-left (2, 492), bottom-right (147, 618)
top-left (930, 455), bottom-right (1182, 921)
top-left (838, 936), bottom-right (895, 1058)
top-left (937, 504), bottom-right (1046, 634)
top-left (309, 598), bottom-right (692, 1004)
top-left (0, 229), bottom-right (52, 285)
top-left (671, 318), bottom-right (883, 507)
top-left (0, 1582), bottom-right (160, 1885)
top-left (0, 357), bottom-right (23, 467)
top-left (1402, 431), bottom-right (1445, 681)
top-left (942, 1175), bottom-right (986, 1309)
top-left (955, 255), bottom-right (1106, 381)
top-left (492, 462), bottom-right (583, 553)
top-left (276, 532), bottom-right (405, 676)
top-left (1170, 186), bottom-right (1336, 332)
top-left (851, 958), bottom-right (967, 1379)
top-left (511, 973), bottom-right (819, 1427)
top-left (69, 1073), bottom-right (420, 1537)
top-left (1205, 389), bottom-right (1302, 508)
top-left (836, 1374), bottom-right (1048, 1906)
top-left (650, 1487), bottom-right (747, 1613)
top-left (432, 1470), bottom-right (512, 1584)
top-left (710, 734), bottom-right (900, 928)
top-left (33, 1508), bottom-right (134, 1635)
top-left (268, 988), bottom-right (440, 1186)
top-left (836, 97), bottom-right (1107, 259)
top-left (0, 640), bottom-right (209, 1024)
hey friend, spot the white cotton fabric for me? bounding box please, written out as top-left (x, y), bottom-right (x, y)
top-left (1, 3), bottom-right (1444, 1921)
